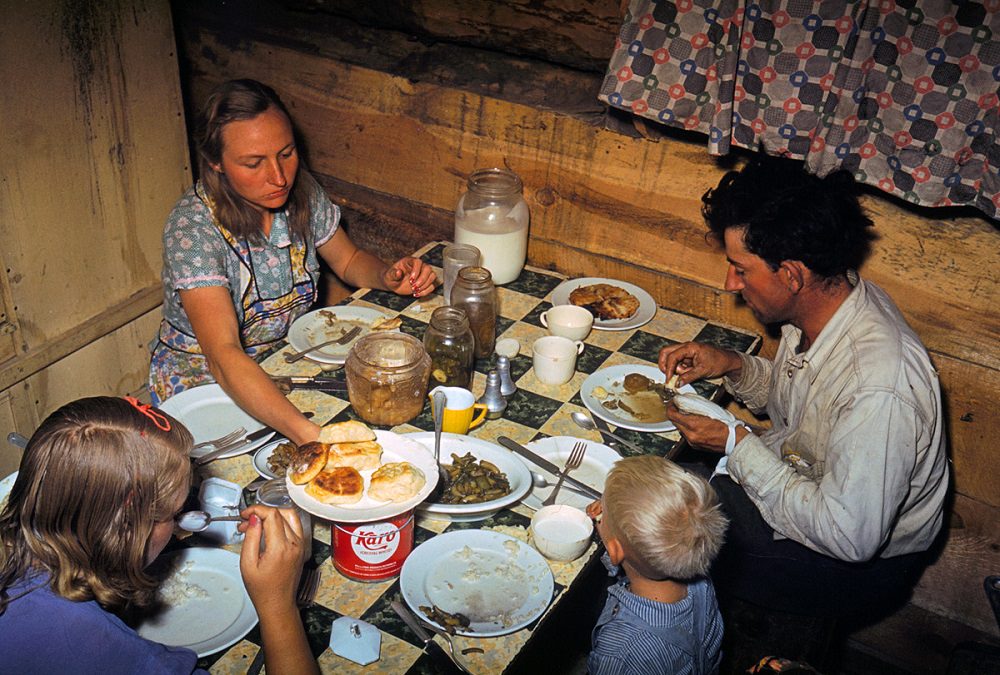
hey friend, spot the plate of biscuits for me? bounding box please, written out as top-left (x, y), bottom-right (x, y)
top-left (550, 277), bottom-right (656, 331)
top-left (284, 420), bottom-right (439, 522)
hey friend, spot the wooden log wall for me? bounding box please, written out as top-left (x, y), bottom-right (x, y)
top-left (172, 0), bottom-right (1000, 632)
top-left (0, 0), bottom-right (189, 476)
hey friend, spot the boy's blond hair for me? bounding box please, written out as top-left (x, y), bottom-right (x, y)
top-left (602, 456), bottom-right (727, 580)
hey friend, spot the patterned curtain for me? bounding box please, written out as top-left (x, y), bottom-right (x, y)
top-left (599, 0), bottom-right (1000, 219)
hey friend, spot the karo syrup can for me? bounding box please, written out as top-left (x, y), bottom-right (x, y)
top-left (332, 511), bottom-right (415, 582)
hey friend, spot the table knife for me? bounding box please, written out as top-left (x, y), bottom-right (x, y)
top-left (270, 375), bottom-right (347, 394)
top-left (390, 601), bottom-right (468, 674)
top-left (496, 436), bottom-right (602, 500)
top-left (192, 425), bottom-right (275, 467)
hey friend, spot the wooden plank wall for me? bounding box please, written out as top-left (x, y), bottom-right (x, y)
top-left (0, 0), bottom-right (189, 474)
top-left (172, 0), bottom-right (1000, 631)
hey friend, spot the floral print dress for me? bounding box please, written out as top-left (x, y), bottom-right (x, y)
top-left (149, 174), bottom-right (339, 404)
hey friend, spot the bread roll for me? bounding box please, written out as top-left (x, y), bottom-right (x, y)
top-left (326, 440), bottom-right (383, 472)
top-left (305, 466), bottom-right (364, 504)
top-left (318, 420), bottom-right (376, 445)
top-left (368, 462), bottom-right (426, 503)
top-left (289, 441), bottom-right (329, 485)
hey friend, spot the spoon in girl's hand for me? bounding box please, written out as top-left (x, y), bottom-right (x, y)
top-left (175, 510), bottom-right (244, 533)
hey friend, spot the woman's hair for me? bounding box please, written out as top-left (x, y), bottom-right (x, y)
top-left (0, 397), bottom-right (192, 614)
top-left (196, 78), bottom-right (312, 243)
top-left (701, 154), bottom-right (876, 277)
top-left (602, 456), bottom-right (728, 581)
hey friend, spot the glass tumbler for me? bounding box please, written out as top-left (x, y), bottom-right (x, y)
top-left (442, 243), bottom-right (480, 306)
top-left (256, 478), bottom-right (313, 563)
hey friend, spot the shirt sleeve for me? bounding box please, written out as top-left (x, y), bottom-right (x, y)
top-left (723, 352), bottom-right (772, 414)
top-left (162, 193), bottom-right (231, 291)
top-left (728, 388), bottom-right (921, 561)
top-left (302, 170), bottom-right (340, 248)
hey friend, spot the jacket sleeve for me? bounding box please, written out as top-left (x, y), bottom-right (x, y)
top-left (723, 352), bottom-right (772, 414)
top-left (727, 388), bottom-right (921, 561)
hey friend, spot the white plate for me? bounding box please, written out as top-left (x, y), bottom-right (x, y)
top-left (581, 364), bottom-right (695, 433)
top-left (159, 384), bottom-right (274, 460)
top-left (401, 530), bottom-right (554, 637)
top-left (135, 547), bottom-right (257, 657)
top-left (549, 277), bottom-right (656, 331)
top-left (287, 306), bottom-right (391, 365)
top-left (253, 438), bottom-right (292, 479)
top-left (520, 437), bottom-right (620, 510)
top-left (287, 429), bottom-right (439, 523)
top-left (406, 433), bottom-right (532, 522)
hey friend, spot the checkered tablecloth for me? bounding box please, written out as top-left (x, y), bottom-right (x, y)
top-left (193, 242), bottom-right (760, 674)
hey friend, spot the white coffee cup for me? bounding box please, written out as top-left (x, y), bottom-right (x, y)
top-left (532, 335), bottom-right (585, 385)
top-left (540, 304), bottom-right (594, 341)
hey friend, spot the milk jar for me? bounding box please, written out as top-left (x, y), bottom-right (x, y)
top-left (454, 168), bottom-right (529, 285)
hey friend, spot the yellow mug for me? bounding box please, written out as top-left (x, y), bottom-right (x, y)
top-left (429, 386), bottom-right (488, 434)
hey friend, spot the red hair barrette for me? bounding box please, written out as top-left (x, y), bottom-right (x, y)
top-left (123, 396), bottom-right (171, 432)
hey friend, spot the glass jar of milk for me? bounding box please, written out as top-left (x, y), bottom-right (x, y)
top-left (454, 168), bottom-right (529, 285)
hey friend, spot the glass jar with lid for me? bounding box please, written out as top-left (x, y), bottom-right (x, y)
top-left (345, 332), bottom-right (431, 426)
top-left (450, 266), bottom-right (497, 359)
top-left (424, 306), bottom-right (475, 388)
top-left (454, 168), bottom-right (529, 285)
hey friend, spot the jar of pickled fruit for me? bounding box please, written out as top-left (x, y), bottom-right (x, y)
top-left (423, 306), bottom-right (475, 388)
top-left (345, 332), bottom-right (431, 426)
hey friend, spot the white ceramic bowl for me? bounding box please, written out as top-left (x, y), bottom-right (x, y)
top-left (406, 432), bottom-right (532, 522)
top-left (530, 504), bottom-right (594, 561)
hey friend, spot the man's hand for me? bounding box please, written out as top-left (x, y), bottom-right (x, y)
top-left (666, 403), bottom-right (746, 454)
top-left (659, 342), bottom-right (742, 388)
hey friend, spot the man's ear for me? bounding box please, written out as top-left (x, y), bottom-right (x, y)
top-left (605, 536), bottom-right (626, 566)
top-left (779, 260), bottom-right (807, 293)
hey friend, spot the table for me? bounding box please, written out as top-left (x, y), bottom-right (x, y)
top-left (189, 242), bottom-right (761, 674)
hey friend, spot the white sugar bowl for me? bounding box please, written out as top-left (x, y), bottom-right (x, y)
top-left (530, 504), bottom-right (594, 562)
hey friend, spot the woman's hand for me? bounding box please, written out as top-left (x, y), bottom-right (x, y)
top-left (658, 342), bottom-right (742, 388)
top-left (238, 505), bottom-right (304, 614)
top-left (382, 256), bottom-right (436, 297)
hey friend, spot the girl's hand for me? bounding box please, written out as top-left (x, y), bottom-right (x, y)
top-left (238, 505), bottom-right (304, 614)
top-left (383, 257), bottom-right (437, 297)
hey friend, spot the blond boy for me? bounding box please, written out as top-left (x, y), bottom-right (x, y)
top-left (587, 456), bottom-right (728, 675)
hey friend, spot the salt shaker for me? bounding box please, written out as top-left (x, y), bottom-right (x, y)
top-left (478, 369), bottom-right (507, 419)
top-left (496, 355), bottom-right (517, 397)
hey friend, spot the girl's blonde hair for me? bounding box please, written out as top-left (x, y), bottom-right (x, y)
top-left (602, 456), bottom-right (728, 580)
top-left (0, 397), bottom-right (192, 613)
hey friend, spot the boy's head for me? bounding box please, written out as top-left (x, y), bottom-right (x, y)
top-left (598, 456), bottom-right (727, 581)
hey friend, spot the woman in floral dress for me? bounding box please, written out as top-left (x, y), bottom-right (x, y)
top-left (150, 79), bottom-right (434, 445)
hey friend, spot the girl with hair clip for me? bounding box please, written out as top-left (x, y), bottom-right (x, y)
top-left (0, 396), bottom-right (318, 674)
top-left (149, 78), bottom-right (436, 446)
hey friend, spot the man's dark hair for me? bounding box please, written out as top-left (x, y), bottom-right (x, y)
top-left (701, 154), bottom-right (875, 277)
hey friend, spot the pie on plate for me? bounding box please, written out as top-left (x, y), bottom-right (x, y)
top-left (569, 283), bottom-right (640, 320)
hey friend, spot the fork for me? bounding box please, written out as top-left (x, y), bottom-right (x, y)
top-left (188, 427), bottom-right (246, 454)
top-left (296, 564), bottom-right (321, 607)
top-left (284, 325), bottom-right (362, 363)
top-left (542, 441), bottom-right (587, 506)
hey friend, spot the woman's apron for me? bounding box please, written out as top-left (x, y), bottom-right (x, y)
top-left (149, 186), bottom-right (317, 404)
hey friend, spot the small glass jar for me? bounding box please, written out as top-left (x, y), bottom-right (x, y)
top-left (256, 478), bottom-right (312, 563)
top-left (424, 306), bottom-right (475, 388)
top-left (454, 168), bottom-right (530, 284)
top-left (345, 332), bottom-right (431, 426)
top-left (450, 266), bottom-right (497, 359)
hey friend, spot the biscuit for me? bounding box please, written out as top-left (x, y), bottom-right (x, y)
top-left (368, 462), bottom-right (426, 503)
top-left (305, 466), bottom-right (364, 504)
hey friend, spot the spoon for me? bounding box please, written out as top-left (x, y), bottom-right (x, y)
top-left (175, 510), bottom-right (244, 533)
top-left (570, 411), bottom-right (645, 455)
top-left (530, 471), bottom-right (593, 497)
top-left (429, 391), bottom-right (449, 499)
